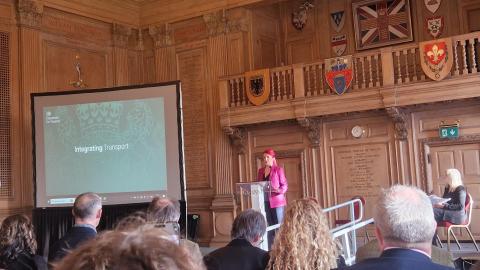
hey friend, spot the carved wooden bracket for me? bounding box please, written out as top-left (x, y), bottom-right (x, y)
top-left (385, 107), bottom-right (408, 140)
top-left (148, 24), bottom-right (173, 48)
top-left (112, 23), bottom-right (132, 48)
top-left (223, 126), bottom-right (246, 154)
top-left (17, 0), bottom-right (43, 28)
top-left (297, 117), bottom-right (321, 146)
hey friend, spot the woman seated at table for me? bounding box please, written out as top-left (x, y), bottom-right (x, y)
top-left (433, 168), bottom-right (467, 225)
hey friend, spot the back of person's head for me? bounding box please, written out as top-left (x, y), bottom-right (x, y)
top-left (374, 185), bottom-right (436, 249)
top-left (54, 225), bottom-right (205, 270)
top-left (115, 211), bottom-right (147, 232)
top-left (0, 214), bottom-right (37, 266)
top-left (267, 199), bottom-right (338, 270)
top-left (446, 168), bottom-right (463, 188)
top-left (471, 261), bottom-right (480, 270)
top-left (231, 209), bottom-right (266, 244)
top-left (147, 197), bottom-right (180, 224)
top-left (73, 192), bottom-right (102, 221)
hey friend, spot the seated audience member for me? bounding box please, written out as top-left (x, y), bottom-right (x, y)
top-left (0, 214), bottom-right (47, 270)
top-left (49, 192), bottom-right (102, 263)
top-left (355, 238), bottom-right (455, 268)
top-left (342, 185), bottom-right (454, 270)
top-left (115, 211), bottom-right (147, 232)
top-left (54, 225), bottom-right (205, 270)
top-left (267, 198), bottom-right (342, 270)
top-left (147, 197), bottom-right (202, 262)
top-left (203, 209), bottom-right (269, 270)
top-left (433, 168), bottom-right (467, 224)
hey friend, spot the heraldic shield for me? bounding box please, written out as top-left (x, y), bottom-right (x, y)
top-left (420, 38), bottom-right (453, 81)
top-left (325, 56), bottom-right (353, 95)
top-left (245, 69), bottom-right (271, 106)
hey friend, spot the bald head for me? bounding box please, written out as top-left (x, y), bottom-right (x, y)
top-left (73, 192), bottom-right (102, 221)
top-left (147, 197), bottom-right (180, 224)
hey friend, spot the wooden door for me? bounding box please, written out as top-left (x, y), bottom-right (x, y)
top-left (428, 143), bottom-right (480, 240)
top-left (276, 156), bottom-right (303, 204)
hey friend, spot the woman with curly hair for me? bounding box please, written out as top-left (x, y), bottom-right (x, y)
top-left (0, 214), bottom-right (44, 270)
top-left (267, 199), bottom-right (342, 270)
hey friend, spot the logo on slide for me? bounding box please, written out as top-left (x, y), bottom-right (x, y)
top-left (46, 111), bottom-right (61, 124)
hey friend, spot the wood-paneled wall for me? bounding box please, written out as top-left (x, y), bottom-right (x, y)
top-left (2, 0), bottom-right (480, 246)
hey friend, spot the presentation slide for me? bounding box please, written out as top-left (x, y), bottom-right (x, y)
top-left (32, 83), bottom-right (184, 207)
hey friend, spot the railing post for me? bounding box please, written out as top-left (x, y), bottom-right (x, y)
top-left (381, 47), bottom-right (395, 86)
top-left (219, 79), bottom-right (229, 109)
top-left (293, 64), bottom-right (305, 98)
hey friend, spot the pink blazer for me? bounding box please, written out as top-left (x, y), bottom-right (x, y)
top-left (257, 165), bottom-right (288, 208)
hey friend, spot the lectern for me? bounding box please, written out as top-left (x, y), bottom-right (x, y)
top-left (236, 181), bottom-right (271, 251)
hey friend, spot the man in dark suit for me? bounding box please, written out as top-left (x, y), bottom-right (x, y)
top-left (203, 209), bottom-right (269, 270)
top-left (48, 192), bottom-right (102, 263)
top-left (343, 185), bottom-right (454, 270)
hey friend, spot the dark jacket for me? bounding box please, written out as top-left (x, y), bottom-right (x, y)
top-left (341, 248), bottom-right (454, 270)
top-left (2, 252), bottom-right (47, 270)
top-left (48, 226), bottom-right (97, 263)
top-left (436, 185), bottom-right (467, 224)
top-left (203, 238), bottom-right (269, 270)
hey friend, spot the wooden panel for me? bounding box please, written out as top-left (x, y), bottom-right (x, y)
top-left (43, 41), bottom-right (109, 91)
top-left (467, 8), bottom-right (480, 32)
top-left (176, 47), bottom-right (210, 189)
top-left (172, 17), bottom-right (208, 45)
top-left (42, 8), bottom-right (112, 46)
top-left (259, 38), bottom-right (277, 68)
top-left (0, 30), bottom-right (11, 198)
top-left (287, 39), bottom-right (314, 64)
top-left (462, 150), bottom-right (480, 176)
top-left (329, 127), bottom-right (348, 141)
top-left (278, 156), bottom-right (303, 203)
top-left (227, 32), bottom-right (246, 75)
top-left (253, 131), bottom-right (304, 148)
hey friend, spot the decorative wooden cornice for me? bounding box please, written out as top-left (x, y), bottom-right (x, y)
top-left (148, 24), bottom-right (173, 48)
top-left (223, 126), bottom-right (246, 154)
top-left (297, 117), bottom-right (321, 146)
top-left (17, 0), bottom-right (44, 28)
top-left (112, 23), bottom-right (132, 48)
top-left (385, 107), bottom-right (408, 140)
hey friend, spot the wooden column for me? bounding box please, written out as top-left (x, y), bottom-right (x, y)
top-left (386, 107), bottom-right (411, 185)
top-left (149, 24), bottom-right (176, 82)
top-left (17, 0), bottom-right (43, 209)
top-left (112, 23), bottom-right (132, 86)
top-left (204, 11), bottom-right (236, 247)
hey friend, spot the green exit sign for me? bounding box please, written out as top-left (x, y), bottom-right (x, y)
top-left (439, 125), bottom-right (459, 139)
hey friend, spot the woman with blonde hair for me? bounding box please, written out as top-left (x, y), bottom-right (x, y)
top-left (267, 198), bottom-right (342, 270)
top-left (433, 168), bottom-right (467, 225)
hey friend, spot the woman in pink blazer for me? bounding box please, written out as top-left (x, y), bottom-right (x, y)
top-left (257, 149), bottom-right (288, 224)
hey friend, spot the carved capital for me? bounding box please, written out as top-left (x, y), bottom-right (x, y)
top-left (17, 0), bottom-right (43, 28)
top-left (386, 107), bottom-right (408, 140)
top-left (203, 12), bottom-right (228, 37)
top-left (112, 23), bottom-right (132, 48)
top-left (223, 127), bottom-right (246, 154)
top-left (297, 117), bottom-right (321, 146)
top-left (148, 24), bottom-right (173, 48)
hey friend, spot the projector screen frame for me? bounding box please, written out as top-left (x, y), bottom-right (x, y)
top-left (30, 81), bottom-right (186, 207)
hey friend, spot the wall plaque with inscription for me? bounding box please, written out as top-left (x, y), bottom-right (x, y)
top-left (333, 143), bottom-right (391, 218)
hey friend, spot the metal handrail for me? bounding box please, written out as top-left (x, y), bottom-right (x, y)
top-left (324, 198), bottom-right (364, 233)
top-left (331, 218), bottom-right (375, 266)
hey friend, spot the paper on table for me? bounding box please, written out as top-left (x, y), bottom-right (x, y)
top-left (429, 195), bottom-right (451, 205)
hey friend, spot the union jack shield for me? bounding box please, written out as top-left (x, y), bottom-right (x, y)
top-left (353, 0), bottom-right (413, 50)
